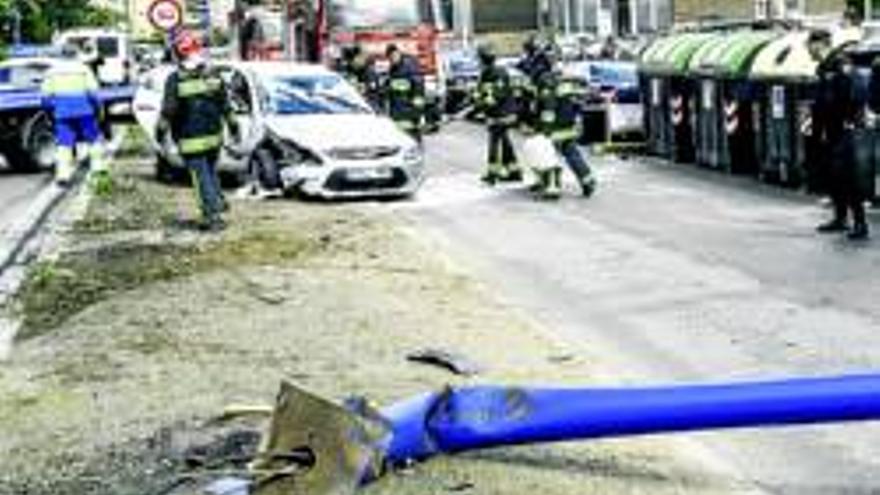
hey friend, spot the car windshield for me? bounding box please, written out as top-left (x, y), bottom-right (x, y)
top-left (329, 0), bottom-right (429, 29)
top-left (264, 74), bottom-right (370, 115)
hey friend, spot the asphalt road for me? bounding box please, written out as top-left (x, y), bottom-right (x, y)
top-left (401, 122), bottom-right (880, 495)
top-left (0, 168), bottom-right (50, 252)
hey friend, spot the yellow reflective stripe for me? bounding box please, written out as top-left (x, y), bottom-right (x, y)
top-left (42, 72), bottom-right (97, 94)
top-left (557, 82), bottom-right (581, 97)
top-left (391, 79), bottom-right (412, 92)
top-left (552, 128), bottom-right (579, 142)
top-left (395, 120), bottom-right (419, 131)
top-left (180, 134), bottom-right (222, 154)
top-left (413, 97), bottom-right (426, 108)
top-left (178, 78), bottom-right (222, 97)
top-left (540, 110), bottom-right (556, 123)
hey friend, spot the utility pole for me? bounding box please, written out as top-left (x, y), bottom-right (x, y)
top-left (11, 0), bottom-right (21, 48)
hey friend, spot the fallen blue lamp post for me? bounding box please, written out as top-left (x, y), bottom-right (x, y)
top-left (248, 374), bottom-right (880, 494)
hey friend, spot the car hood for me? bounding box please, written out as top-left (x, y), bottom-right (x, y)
top-left (265, 114), bottom-right (414, 154)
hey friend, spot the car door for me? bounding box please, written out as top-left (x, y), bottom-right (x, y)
top-left (132, 66), bottom-right (172, 154)
top-left (215, 66), bottom-right (262, 172)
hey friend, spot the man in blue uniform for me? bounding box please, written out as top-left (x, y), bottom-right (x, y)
top-left (385, 44), bottom-right (426, 143)
top-left (42, 46), bottom-right (107, 188)
top-left (157, 31), bottom-right (239, 232)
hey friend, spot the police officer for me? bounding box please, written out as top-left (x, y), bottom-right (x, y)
top-left (810, 32), bottom-right (869, 240)
top-left (385, 44), bottom-right (426, 143)
top-left (157, 31), bottom-right (239, 232)
top-left (42, 44), bottom-right (108, 189)
top-left (476, 44), bottom-right (522, 185)
top-left (339, 44), bottom-right (382, 110)
top-left (532, 60), bottom-right (596, 198)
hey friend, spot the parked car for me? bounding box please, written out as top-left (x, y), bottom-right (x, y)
top-left (133, 62), bottom-right (425, 199)
top-left (442, 48), bottom-right (481, 114)
top-left (563, 60), bottom-right (643, 139)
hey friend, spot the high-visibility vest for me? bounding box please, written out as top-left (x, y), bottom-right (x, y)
top-left (41, 63), bottom-right (100, 119)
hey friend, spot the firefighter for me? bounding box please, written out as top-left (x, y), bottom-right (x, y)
top-left (810, 32), bottom-right (869, 240)
top-left (516, 36), bottom-right (553, 130)
top-left (339, 44), bottom-right (382, 110)
top-left (517, 36), bottom-right (552, 85)
top-left (476, 44), bottom-right (522, 185)
top-left (157, 31), bottom-right (239, 232)
top-left (532, 61), bottom-right (596, 199)
top-left (42, 44), bottom-right (108, 190)
top-left (385, 44), bottom-right (426, 143)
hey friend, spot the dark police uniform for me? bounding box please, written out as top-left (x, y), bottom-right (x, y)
top-left (159, 64), bottom-right (237, 230)
top-left (477, 53), bottom-right (522, 184)
top-left (386, 53), bottom-right (426, 143)
top-left (534, 70), bottom-right (596, 197)
top-left (814, 54), bottom-right (869, 240)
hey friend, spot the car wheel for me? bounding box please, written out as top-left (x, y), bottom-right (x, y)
top-left (10, 114), bottom-right (56, 173)
top-left (250, 148), bottom-right (282, 192)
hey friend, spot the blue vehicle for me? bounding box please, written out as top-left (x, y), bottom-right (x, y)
top-left (0, 57), bottom-right (136, 172)
top-left (563, 60), bottom-right (644, 141)
top-left (442, 48), bottom-right (481, 114)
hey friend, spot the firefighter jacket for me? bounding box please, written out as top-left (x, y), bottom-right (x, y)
top-left (159, 65), bottom-right (234, 157)
top-left (41, 62), bottom-right (101, 120)
top-left (534, 71), bottom-right (583, 143)
top-left (477, 64), bottom-right (518, 126)
top-left (386, 55), bottom-right (426, 130)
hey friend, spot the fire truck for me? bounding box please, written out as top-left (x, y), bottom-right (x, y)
top-left (236, 0), bottom-right (468, 125)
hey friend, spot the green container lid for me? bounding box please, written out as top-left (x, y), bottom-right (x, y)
top-left (750, 32), bottom-right (818, 82)
top-left (687, 34), bottom-right (736, 74)
top-left (691, 31), bottom-right (780, 79)
top-left (640, 33), bottom-right (718, 76)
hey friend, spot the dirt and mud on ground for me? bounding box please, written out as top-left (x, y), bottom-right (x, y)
top-left (0, 128), bottom-right (753, 494)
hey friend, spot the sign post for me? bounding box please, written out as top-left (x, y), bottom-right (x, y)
top-left (148, 0), bottom-right (183, 60)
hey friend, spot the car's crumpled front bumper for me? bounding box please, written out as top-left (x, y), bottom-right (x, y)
top-left (280, 156), bottom-right (425, 199)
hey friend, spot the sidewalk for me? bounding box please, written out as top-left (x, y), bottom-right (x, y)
top-left (0, 129), bottom-right (754, 494)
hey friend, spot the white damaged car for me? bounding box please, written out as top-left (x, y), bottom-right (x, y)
top-left (134, 62), bottom-right (425, 199)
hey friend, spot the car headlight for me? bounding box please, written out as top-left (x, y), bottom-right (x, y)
top-left (277, 138), bottom-right (323, 167)
top-left (403, 146), bottom-right (423, 164)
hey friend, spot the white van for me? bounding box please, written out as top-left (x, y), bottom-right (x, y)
top-left (55, 29), bottom-right (134, 85)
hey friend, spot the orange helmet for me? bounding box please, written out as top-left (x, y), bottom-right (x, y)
top-left (174, 30), bottom-right (202, 59)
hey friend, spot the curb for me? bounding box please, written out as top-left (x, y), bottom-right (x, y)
top-left (0, 132), bottom-right (126, 360)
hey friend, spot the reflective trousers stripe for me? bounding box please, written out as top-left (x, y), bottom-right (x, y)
top-left (552, 128), bottom-right (579, 142)
top-left (180, 134), bottom-right (222, 155)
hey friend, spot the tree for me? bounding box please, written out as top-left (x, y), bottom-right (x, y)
top-left (0, 0), bottom-right (122, 46)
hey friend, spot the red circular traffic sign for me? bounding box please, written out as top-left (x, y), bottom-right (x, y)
top-left (147, 0), bottom-right (183, 31)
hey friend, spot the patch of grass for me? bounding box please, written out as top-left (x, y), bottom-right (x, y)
top-left (73, 174), bottom-right (172, 234)
top-left (14, 229), bottom-right (316, 340)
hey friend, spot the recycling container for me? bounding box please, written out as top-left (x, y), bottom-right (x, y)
top-left (749, 32), bottom-right (820, 188)
top-left (639, 33), bottom-right (716, 162)
top-left (689, 31), bottom-right (780, 174)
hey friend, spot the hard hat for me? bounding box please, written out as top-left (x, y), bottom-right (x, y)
top-left (477, 44), bottom-right (496, 65)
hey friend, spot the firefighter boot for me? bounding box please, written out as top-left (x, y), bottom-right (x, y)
top-left (580, 174), bottom-right (597, 198)
top-left (501, 164), bottom-right (524, 183)
top-left (543, 167), bottom-right (562, 200)
top-left (481, 163), bottom-right (504, 186)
